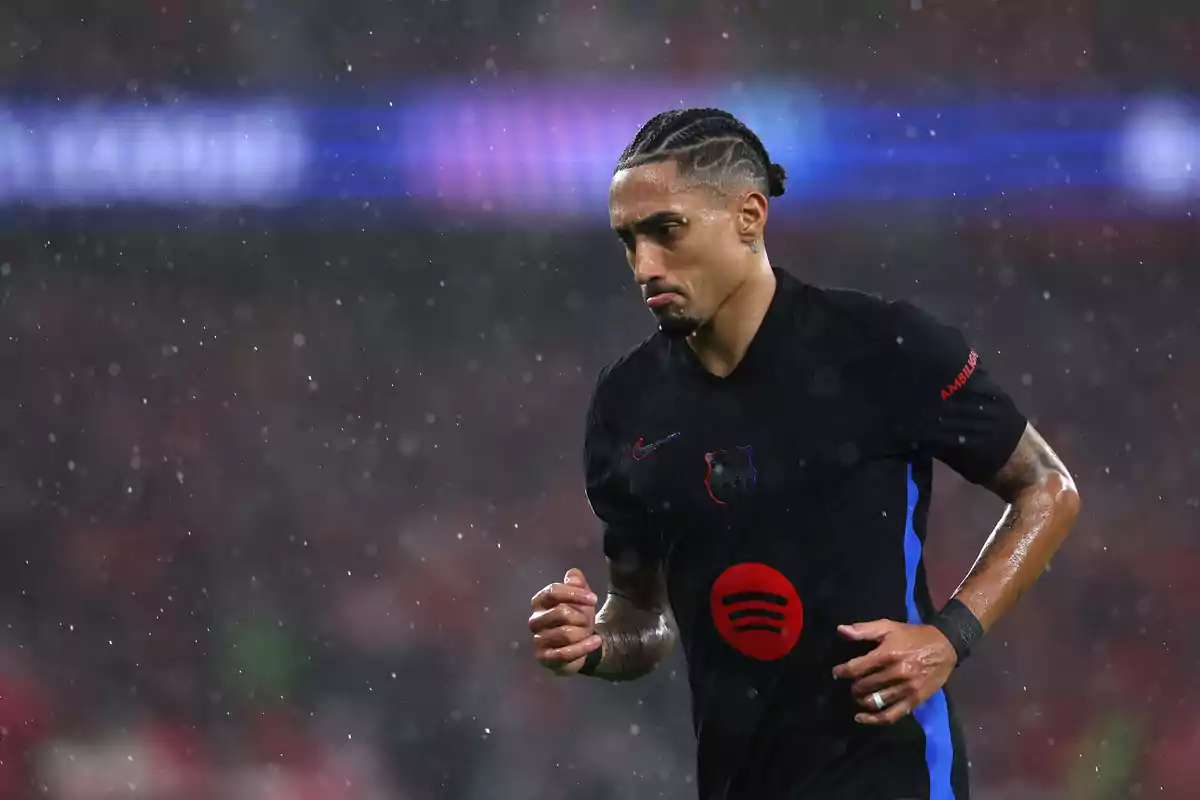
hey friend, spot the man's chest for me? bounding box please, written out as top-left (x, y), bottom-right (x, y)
top-left (626, 374), bottom-right (885, 499)
top-left (613, 372), bottom-right (918, 661)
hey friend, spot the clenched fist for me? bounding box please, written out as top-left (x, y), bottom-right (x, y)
top-left (528, 568), bottom-right (604, 674)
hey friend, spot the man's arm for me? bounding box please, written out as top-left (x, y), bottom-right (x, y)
top-left (950, 423), bottom-right (1081, 632)
top-left (832, 303), bottom-right (1080, 724)
top-left (833, 424), bottom-right (1080, 724)
top-left (874, 300), bottom-right (1081, 631)
top-left (589, 550), bottom-right (676, 681)
top-left (580, 369), bottom-right (676, 681)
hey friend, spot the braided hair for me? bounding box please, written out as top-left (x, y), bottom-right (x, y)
top-left (615, 108), bottom-right (787, 198)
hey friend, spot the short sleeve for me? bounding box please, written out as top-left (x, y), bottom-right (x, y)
top-left (886, 301), bottom-right (1027, 485)
top-left (583, 371), bottom-right (662, 569)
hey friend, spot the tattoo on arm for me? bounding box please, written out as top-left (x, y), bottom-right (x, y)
top-left (985, 424), bottom-right (1060, 503)
top-left (953, 424), bottom-right (1081, 631)
top-left (589, 550), bottom-right (676, 682)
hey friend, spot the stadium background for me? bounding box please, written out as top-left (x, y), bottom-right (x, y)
top-left (0, 1), bottom-right (1198, 798)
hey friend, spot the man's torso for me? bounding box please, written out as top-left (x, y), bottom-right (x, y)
top-left (592, 272), bottom-right (971, 798)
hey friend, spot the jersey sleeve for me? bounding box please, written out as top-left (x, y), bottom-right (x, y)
top-left (583, 372), bottom-right (662, 569)
top-left (886, 301), bottom-right (1028, 485)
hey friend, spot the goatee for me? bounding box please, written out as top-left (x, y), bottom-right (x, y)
top-left (656, 314), bottom-right (701, 339)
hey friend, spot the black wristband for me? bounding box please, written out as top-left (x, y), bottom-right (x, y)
top-left (929, 599), bottom-right (983, 665)
top-left (577, 641), bottom-right (603, 676)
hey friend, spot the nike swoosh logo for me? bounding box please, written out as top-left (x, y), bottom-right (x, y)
top-left (632, 432), bottom-right (681, 460)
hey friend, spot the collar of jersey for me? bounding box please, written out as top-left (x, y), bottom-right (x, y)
top-left (667, 267), bottom-right (799, 387)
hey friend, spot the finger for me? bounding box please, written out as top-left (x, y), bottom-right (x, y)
top-left (564, 568), bottom-right (592, 593)
top-left (852, 679), bottom-right (916, 713)
top-left (853, 684), bottom-right (900, 714)
top-left (533, 624), bottom-right (591, 650)
top-left (850, 666), bottom-right (908, 701)
top-left (836, 620), bottom-right (897, 642)
top-left (528, 603), bottom-right (590, 633)
top-left (531, 582), bottom-right (598, 609)
top-left (832, 646), bottom-right (896, 680)
top-left (855, 697), bottom-right (914, 726)
top-left (531, 582), bottom-right (598, 610)
top-left (537, 634), bottom-right (603, 667)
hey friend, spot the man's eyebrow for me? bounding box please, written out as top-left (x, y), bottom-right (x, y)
top-left (613, 211), bottom-right (686, 236)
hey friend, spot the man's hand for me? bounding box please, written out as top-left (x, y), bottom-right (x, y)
top-left (528, 568), bottom-right (603, 675)
top-left (831, 620), bottom-right (956, 725)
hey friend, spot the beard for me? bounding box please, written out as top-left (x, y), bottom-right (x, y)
top-left (654, 308), bottom-right (702, 339)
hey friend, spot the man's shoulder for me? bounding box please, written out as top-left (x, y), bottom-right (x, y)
top-left (591, 332), bottom-right (664, 404)
top-left (809, 285), bottom-right (980, 399)
top-left (802, 284), bottom-right (922, 351)
top-left (793, 284), bottom-right (971, 385)
top-left (807, 284), bottom-right (927, 327)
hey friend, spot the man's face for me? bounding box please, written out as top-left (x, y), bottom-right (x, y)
top-left (609, 160), bottom-right (755, 338)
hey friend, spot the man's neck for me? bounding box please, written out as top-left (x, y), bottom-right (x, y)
top-left (688, 261), bottom-right (777, 378)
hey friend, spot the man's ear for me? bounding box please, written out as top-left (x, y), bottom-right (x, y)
top-left (737, 190), bottom-right (769, 247)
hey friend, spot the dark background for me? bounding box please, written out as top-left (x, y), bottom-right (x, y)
top-left (1, 2), bottom-right (1198, 798)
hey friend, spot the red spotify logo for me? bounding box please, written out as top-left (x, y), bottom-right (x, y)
top-left (710, 563), bottom-right (804, 661)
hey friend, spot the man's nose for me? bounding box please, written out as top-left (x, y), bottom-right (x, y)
top-left (632, 246), bottom-right (667, 286)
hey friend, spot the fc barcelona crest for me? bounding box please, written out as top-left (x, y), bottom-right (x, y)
top-left (704, 446), bottom-right (756, 506)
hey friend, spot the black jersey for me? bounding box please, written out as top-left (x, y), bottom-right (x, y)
top-left (583, 268), bottom-right (1027, 800)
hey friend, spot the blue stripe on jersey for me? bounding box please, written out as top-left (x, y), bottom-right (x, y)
top-left (904, 462), bottom-right (957, 800)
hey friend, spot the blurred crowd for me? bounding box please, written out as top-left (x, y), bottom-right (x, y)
top-left (1, 0), bottom-right (1198, 98)
top-left (1, 1), bottom-right (1199, 799)
top-left (2, 222), bottom-right (1197, 799)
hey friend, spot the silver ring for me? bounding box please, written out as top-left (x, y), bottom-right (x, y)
top-left (870, 691), bottom-right (887, 711)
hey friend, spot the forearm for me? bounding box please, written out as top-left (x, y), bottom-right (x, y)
top-left (953, 469), bottom-right (1080, 632)
top-left (588, 593), bottom-right (676, 682)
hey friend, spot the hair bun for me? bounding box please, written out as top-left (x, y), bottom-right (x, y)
top-left (767, 163), bottom-right (787, 198)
